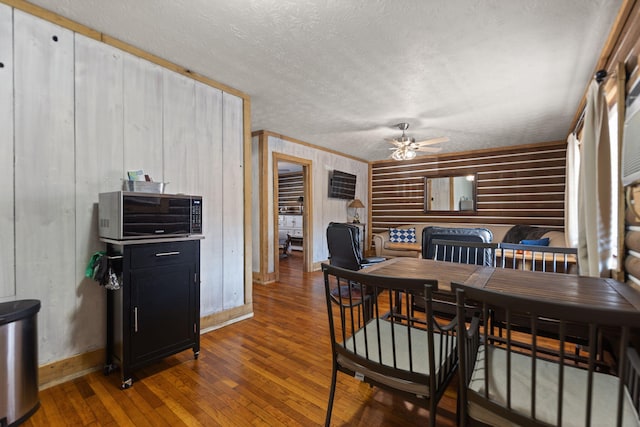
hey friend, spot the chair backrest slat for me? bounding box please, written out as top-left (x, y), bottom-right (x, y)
top-left (498, 242), bottom-right (578, 274)
top-left (430, 238), bottom-right (498, 267)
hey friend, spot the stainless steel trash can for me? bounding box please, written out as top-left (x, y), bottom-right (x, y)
top-left (0, 300), bottom-right (40, 427)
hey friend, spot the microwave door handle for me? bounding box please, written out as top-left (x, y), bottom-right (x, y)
top-left (155, 251), bottom-right (180, 257)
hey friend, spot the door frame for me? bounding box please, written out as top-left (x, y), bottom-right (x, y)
top-left (273, 153), bottom-right (313, 278)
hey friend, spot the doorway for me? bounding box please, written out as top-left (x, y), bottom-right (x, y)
top-left (273, 153), bottom-right (312, 279)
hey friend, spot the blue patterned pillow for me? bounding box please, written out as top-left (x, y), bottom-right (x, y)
top-left (389, 227), bottom-right (417, 243)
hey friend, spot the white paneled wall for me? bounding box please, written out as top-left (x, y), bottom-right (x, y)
top-left (194, 83), bottom-right (224, 314)
top-left (123, 53), bottom-right (164, 182)
top-left (0, 3), bottom-right (13, 299)
top-left (74, 34), bottom-right (124, 353)
top-left (251, 137), bottom-right (261, 273)
top-left (265, 136), bottom-right (368, 272)
top-left (163, 70), bottom-right (196, 194)
top-left (1, 7), bottom-right (247, 365)
top-left (14, 11), bottom-right (76, 360)
top-left (222, 94), bottom-right (245, 308)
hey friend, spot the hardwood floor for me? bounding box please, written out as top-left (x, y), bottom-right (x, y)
top-left (24, 251), bottom-right (458, 426)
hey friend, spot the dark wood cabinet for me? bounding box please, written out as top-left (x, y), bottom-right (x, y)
top-left (104, 238), bottom-right (200, 388)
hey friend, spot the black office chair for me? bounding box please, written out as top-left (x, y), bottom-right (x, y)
top-left (326, 223), bottom-right (386, 322)
top-left (326, 222), bottom-right (385, 270)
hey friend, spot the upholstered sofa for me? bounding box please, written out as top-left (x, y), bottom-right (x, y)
top-left (372, 223), bottom-right (568, 258)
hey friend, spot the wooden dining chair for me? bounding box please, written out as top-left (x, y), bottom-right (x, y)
top-left (454, 282), bottom-right (640, 427)
top-left (322, 263), bottom-right (457, 427)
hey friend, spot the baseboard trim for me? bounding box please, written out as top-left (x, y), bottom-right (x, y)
top-left (252, 271), bottom-right (276, 284)
top-left (38, 304), bottom-right (254, 389)
top-left (39, 349), bottom-right (105, 390)
top-left (312, 260), bottom-right (328, 271)
top-left (200, 303), bottom-right (254, 331)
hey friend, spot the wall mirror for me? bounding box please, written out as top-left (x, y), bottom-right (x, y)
top-left (424, 174), bottom-right (477, 213)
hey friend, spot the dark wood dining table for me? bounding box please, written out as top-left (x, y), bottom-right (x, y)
top-left (363, 257), bottom-right (640, 311)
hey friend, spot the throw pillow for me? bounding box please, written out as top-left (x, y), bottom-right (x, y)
top-left (519, 237), bottom-right (550, 246)
top-left (389, 227), bottom-right (417, 243)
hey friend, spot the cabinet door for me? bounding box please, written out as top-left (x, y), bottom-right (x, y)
top-left (0, 3), bottom-right (13, 298)
top-left (129, 262), bottom-right (196, 364)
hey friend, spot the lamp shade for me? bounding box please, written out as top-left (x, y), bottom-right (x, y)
top-left (348, 199), bottom-right (364, 209)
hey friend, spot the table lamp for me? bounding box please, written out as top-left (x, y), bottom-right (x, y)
top-left (348, 199), bottom-right (364, 223)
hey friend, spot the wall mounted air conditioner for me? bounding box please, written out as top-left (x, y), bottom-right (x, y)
top-left (622, 79), bottom-right (640, 186)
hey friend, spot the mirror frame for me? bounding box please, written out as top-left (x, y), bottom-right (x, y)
top-left (423, 173), bottom-right (478, 214)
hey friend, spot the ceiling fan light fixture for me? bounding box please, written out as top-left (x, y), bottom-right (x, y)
top-left (391, 150), bottom-right (403, 161)
top-left (391, 146), bottom-right (416, 161)
top-left (386, 122), bottom-right (446, 160)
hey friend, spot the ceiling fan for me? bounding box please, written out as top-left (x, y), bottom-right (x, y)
top-left (386, 123), bottom-right (448, 160)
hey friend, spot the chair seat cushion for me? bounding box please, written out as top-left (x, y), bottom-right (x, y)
top-left (468, 345), bottom-right (640, 427)
top-left (338, 319), bottom-right (456, 397)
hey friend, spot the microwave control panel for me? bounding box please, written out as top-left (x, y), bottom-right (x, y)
top-left (191, 197), bottom-right (202, 234)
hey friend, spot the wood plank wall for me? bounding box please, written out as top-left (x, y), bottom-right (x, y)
top-left (278, 171), bottom-right (303, 213)
top-left (369, 141), bottom-right (566, 234)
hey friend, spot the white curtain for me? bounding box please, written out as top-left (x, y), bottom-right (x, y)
top-left (577, 80), bottom-right (613, 277)
top-left (565, 133), bottom-right (580, 247)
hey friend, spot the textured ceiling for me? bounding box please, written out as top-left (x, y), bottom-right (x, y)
top-left (30, 0), bottom-right (622, 161)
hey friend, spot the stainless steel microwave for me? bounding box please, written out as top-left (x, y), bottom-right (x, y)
top-left (98, 191), bottom-right (202, 240)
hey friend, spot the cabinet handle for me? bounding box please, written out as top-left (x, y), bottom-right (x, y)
top-left (134, 307), bottom-right (138, 332)
top-left (155, 251), bottom-right (180, 257)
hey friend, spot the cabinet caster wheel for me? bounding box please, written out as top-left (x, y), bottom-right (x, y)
top-left (194, 351), bottom-right (200, 360)
top-left (121, 378), bottom-right (133, 389)
top-left (103, 364), bottom-right (116, 376)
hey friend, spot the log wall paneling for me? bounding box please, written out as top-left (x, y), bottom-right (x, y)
top-left (628, 206), bottom-right (640, 285)
top-left (0, 3), bottom-right (13, 298)
top-left (278, 171), bottom-right (304, 212)
top-left (195, 83), bottom-right (224, 314)
top-left (370, 142), bottom-right (567, 232)
top-left (14, 11), bottom-right (75, 362)
top-left (222, 93), bottom-right (245, 308)
top-left (123, 52), bottom-right (163, 181)
top-left (74, 34), bottom-right (124, 352)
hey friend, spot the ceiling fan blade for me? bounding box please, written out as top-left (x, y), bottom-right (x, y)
top-left (414, 146), bottom-right (442, 153)
top-left (386, 139), bottom-right (404, 147)
top-left (414, 136), bottom-right (449, 146)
